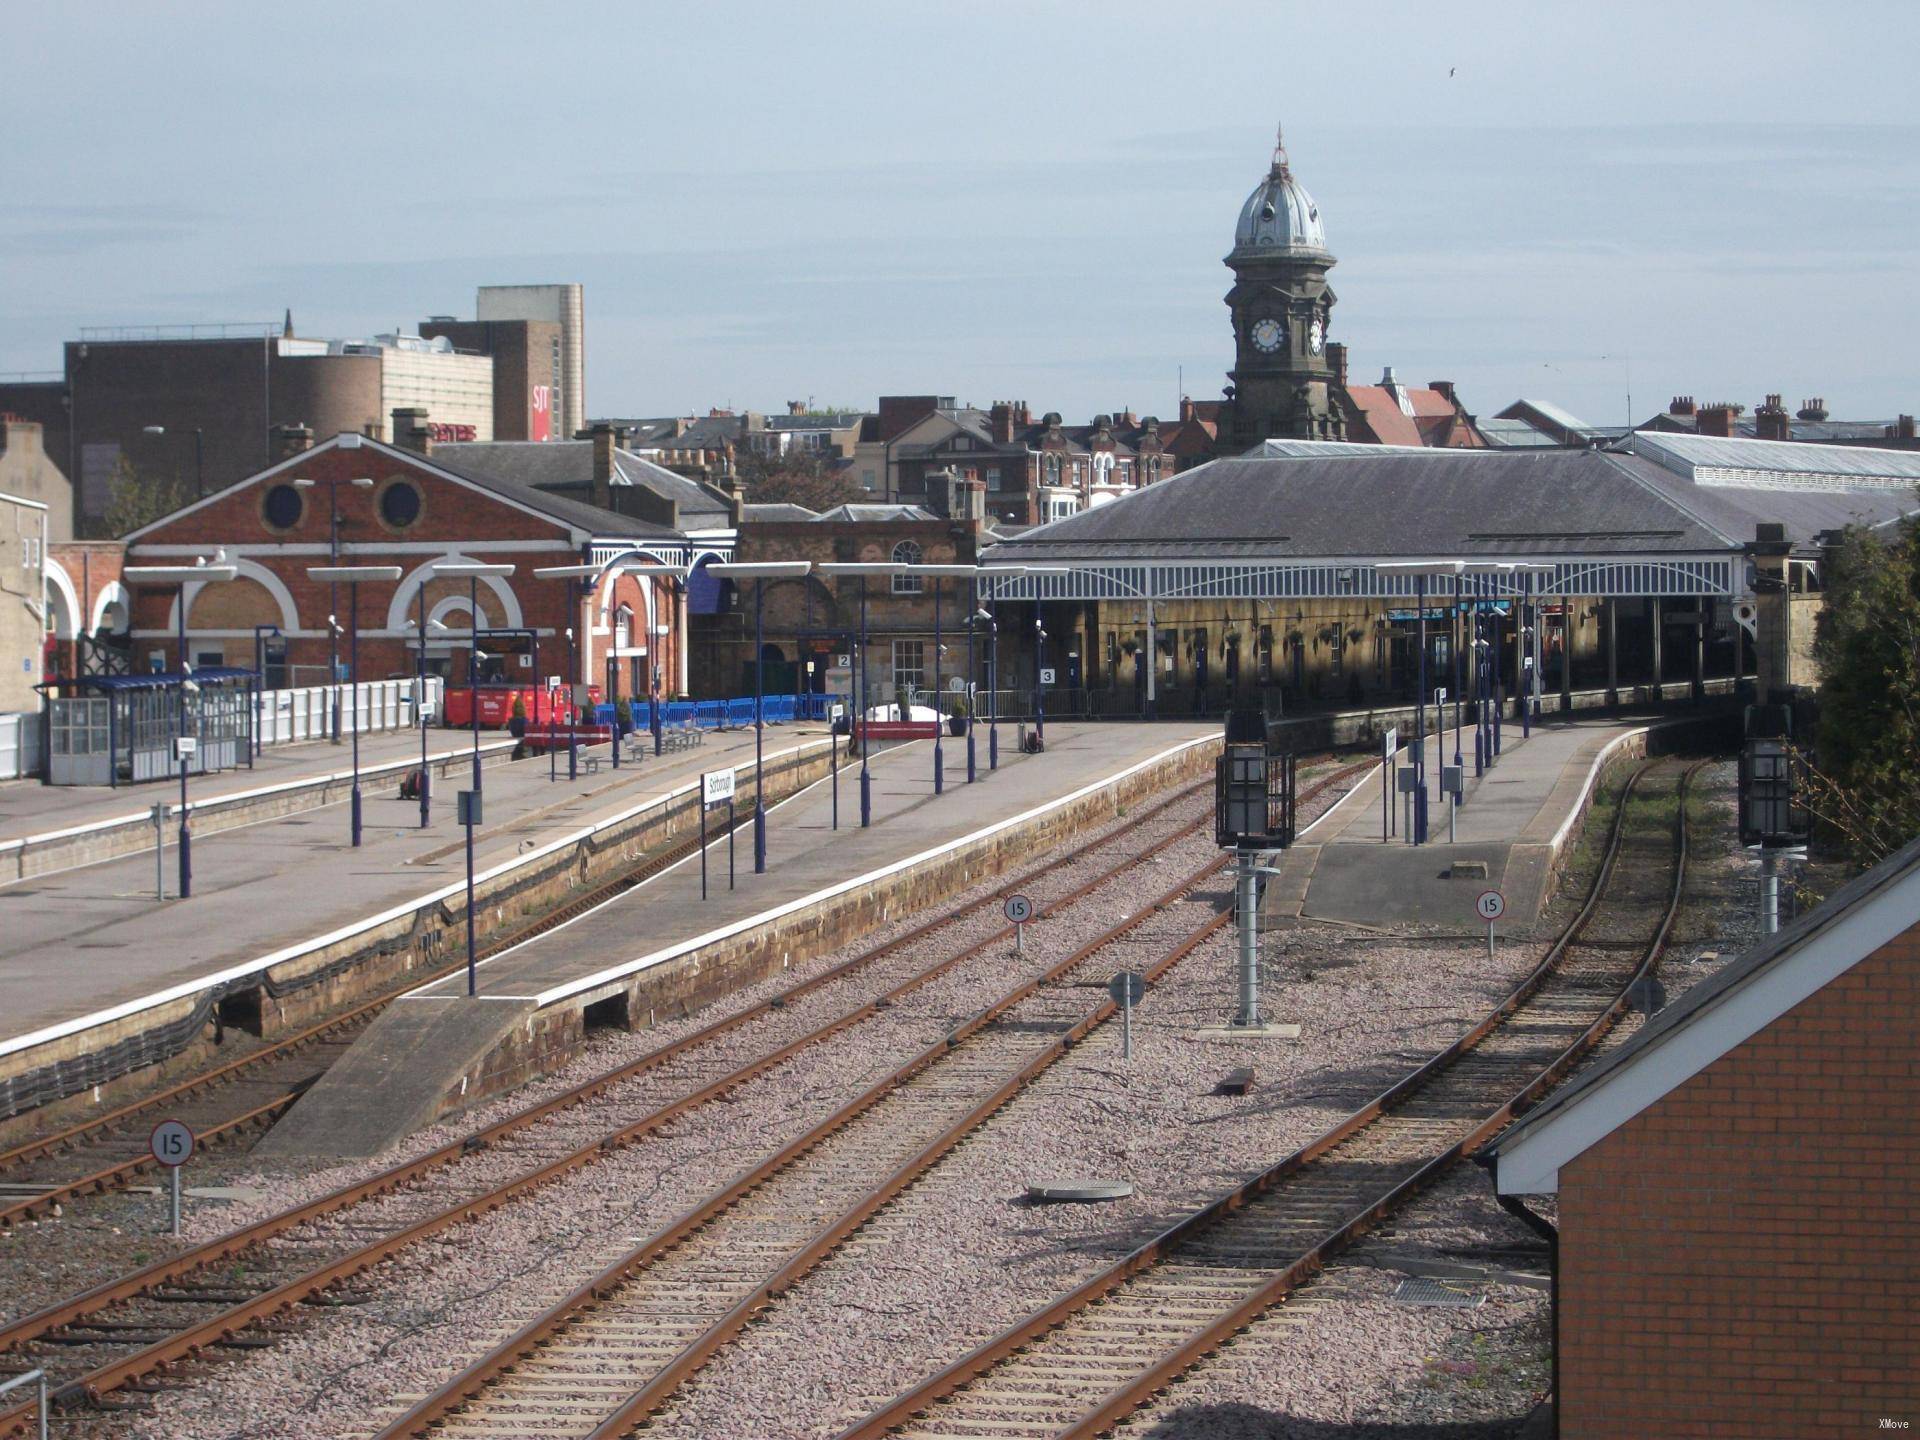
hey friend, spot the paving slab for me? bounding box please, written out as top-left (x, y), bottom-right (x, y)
top-left (1267, 714), bottom-right (1657, 932)
top-left (0, 724), bottom-right (831, 1052)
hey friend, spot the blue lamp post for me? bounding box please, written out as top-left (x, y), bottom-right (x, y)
top-left (307, 565), bottom-right (402, 847)
top-left (124, 560), bottom-right (238, 898)
top-left (708, 561), bottom-right (812, 871)
top-left (896, 564), bottom-right (976, 795)
top-left (818, 561), bottom-right (914, 828)
top-left (431, 560), bottom-right (515, 793)
top-left (292, 473), bottom-right (373, 742)
top-left (250, 623), bottom-right (279, 760)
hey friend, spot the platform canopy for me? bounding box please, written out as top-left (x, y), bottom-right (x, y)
top-left (979, 439), bottom-right (1920, 604)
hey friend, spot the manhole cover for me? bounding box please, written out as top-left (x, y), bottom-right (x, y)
top-left (1391, 1277), bottom-right (1483, 1308)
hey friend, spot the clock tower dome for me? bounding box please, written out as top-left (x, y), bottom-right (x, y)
top-left (1214, 127), bottom-right (1345, 453)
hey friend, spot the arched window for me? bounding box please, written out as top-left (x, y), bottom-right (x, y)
top-left (614, 605), bottom-right (633, 652)
top-left (892, 539), bottom-right (923, 593)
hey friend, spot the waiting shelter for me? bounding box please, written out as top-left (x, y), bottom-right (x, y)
top-left (41, 667), bottom-right (257, 787)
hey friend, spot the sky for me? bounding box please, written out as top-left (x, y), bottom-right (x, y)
top-left (4, 1), bottom-right (1917, 429)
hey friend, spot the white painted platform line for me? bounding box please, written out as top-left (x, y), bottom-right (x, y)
top-left (0, 736), bottom-right (839, 1064)
top-left (528, 733), bottom-right (1220, 1014)
top-left (1546, 726), bottom-right (1653, 852)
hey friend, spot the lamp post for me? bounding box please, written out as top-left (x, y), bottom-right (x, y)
top-left (538, 559), bottom-right (685, 769)
top-left (307, 566), bottom-right (401, 847)
top-left (965, 573), bottom-right (979, 783)
top-left (124, 561), bottom-right (238, 898)
top-left (1378, 562), bottom-right (1470, 846)
top-left (141, 424), bottom-right (204, 499)
top-left (293, 475), bottom-right (374, 742)
top-left (893, 564), bottom-right (976, 795)
top-left (432, 561), bottom-right (515, 792)
top-left (818, 562), bottom-right (913, 828)
top-left (251, 623), bottom-right (279, 759)
top-left (709, 562), bottom-right (811, 870)
top-left (401, 609), bottom-right (449, 828)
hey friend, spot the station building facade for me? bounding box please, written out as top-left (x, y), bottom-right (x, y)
top-left (978, 431), bottom-right (1920, 716)
top-left (116, 423), bottom-right (722, 711)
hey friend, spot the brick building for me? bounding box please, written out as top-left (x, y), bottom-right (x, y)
top-left (1489, 838), bottom-right (1920, 1438)
top-left (708, 477), bottom-right (990, 702)
top-left (118, 420), bottom-right (705, 711)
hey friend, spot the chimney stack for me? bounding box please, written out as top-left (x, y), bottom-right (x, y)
top-left (1893, 414), bottom-right (1917, 440)
top-left (588, 421), bottom-right (626, 511)
top-left (1755, 393), bottom-right (1790, 441)
top-left (989, 401), bottom-right (1019, 444)
top-left (272, 422), bottom-right (314, 460)
top-left (1669, 395), bottom-right (1697, 416)
top-left (1325, 341), bottom-right (1349, 388)
top-left (1429, 380), bottom-right (1456, 403)
top-left (392, 406), bottom-right (432, 455)
top-left (1796, 398), bottom-right (1829, 422)
top-left (1696, 403), bottom-right (1737, 438)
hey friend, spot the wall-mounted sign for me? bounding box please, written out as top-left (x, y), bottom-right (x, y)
top-left (531, 384), bottom-right (552, 443)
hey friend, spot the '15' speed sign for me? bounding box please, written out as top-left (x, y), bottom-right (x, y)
top-left (1002, 895), bottom-right (1034, 925)
top-left (1475, 890), bottom-right (1506, 923)
top-left (149, 1119), bottom-right (195, 1167)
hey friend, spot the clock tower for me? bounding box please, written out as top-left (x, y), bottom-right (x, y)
top-left (1214, 128), bottom-right (1345, 453)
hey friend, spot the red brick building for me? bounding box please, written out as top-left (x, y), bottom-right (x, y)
top-left (120, 425), bottom-right (709, 709)
top-left (1490, 839), bottom-right (1920, 1438)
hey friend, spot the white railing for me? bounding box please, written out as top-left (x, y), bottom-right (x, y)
top-left (0, 712), bottom-right (43, 781)
top-left (253, 677), bottom-right (444, 748)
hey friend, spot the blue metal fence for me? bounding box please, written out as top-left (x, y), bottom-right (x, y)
top-left (592, 693), bottom-right (844, 731)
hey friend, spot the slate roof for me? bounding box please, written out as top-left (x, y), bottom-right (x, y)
top-left (423, 451), bottom-right (684, 540)
top-left (436, 441), bottom-right (733, 529)
top-left (811, 503), bottom-right (938, 523)
top-left (742, 502), bottom-right (819, 522)
top-left (981, 447), bottom-right (1916, 564)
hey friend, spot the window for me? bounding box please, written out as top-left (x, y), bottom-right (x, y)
top-left (1044, 454), bottom-right (1061, 483)
top-left (379, 479), bottom-right (422, 528)
top-left (261, 483), bottom-right (304, 531)
top-left (861, 469), bottom-right (876, 489)
top-left (986, 466), bottom-right (1001, 486)
top-left (891, 540), bottom-right (923, 592)
top-left (615, 605), bottom-right (632, 652)
top-left (891, 639), bottom-right (925, 701)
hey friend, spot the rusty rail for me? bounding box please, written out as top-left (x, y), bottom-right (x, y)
top-left (0, 761), bottom-right (1350, 1437)
top-left (839, 757), bottom-right (1697, 1438)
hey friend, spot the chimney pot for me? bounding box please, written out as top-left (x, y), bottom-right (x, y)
top-left (272, 422), bottom-right (314, 460)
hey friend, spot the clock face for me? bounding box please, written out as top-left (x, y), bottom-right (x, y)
top-left (1308, 317), bottom-right (1325, 354)
top-left (1250, 317), bottom-right (1286, 354)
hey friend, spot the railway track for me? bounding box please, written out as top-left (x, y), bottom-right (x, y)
top-left (833, 756), bottom-right (1699, 1440)
top-left (365, 827), bottom-right (1247, 1437)
top-left (0, 759), bottom-right (1367, 1437)
top-left (0, 802), bottom-right (763, 1229)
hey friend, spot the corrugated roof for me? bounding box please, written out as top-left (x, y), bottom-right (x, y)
top-left (1618, 430), bottom-right (1920, 485)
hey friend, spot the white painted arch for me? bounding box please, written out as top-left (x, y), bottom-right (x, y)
top-left (42, 556), bottom-right (81, 640)
top-left (90, 579), bottom-right (131, 635)
top-left (386, 556), bottom-right (525, 633)
top-left (166, 558), bottom-right (302, 635)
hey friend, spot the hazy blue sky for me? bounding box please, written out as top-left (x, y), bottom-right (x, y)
top-left (4, 1), bottom-right (1916, 428)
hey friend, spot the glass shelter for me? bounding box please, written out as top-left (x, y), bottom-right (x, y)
top-left (42, 668), bottom-right (258, 787)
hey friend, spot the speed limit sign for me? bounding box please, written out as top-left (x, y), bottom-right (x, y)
top-left (1003, 895), bottom-right (1034, 925)
top-left (149, 1119), bottom-right (195, 1167)
top-left (1475, 890), bottom-right (1506, 923)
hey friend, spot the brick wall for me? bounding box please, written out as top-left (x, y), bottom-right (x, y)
top-left (1556, 932), bottom-right (1920, 1438)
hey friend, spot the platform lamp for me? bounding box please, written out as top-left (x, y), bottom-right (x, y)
top-left (307, 565), bottom-right (402, 846)
top-left (400, 613), bottom-right (452, 826)
top-left (817, 561), bottom-right (911, 827)
top-left (431, 560), bottom-right (515, 792)
top-left (123, 559), bottom-right (238, 899)
top-left (293, 474), bottom-right (374, 743)
top-left (896, 564), bottom-right (977, 795)
top-left (708, 561), bottom-right (812, 871)
top-left (1378, 562), bottom-right (1469, 847)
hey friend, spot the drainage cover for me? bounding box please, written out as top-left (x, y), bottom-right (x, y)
top-left (1391, 1277), bottom-right (1483, 1308)
top-left (1026, 1179), bottom-right (1133, 1203)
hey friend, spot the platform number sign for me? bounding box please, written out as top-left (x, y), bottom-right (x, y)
top-left (1003, 894), bottom-right (1034, 954)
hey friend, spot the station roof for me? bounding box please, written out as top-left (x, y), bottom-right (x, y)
top-left (986, 445), bottom-right (1917, 566)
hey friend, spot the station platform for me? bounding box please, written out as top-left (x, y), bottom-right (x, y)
top-left (0, 722), bottom-right (836, 1057)
top-left (1265, 714), bottom-right (1661, 933)
top-left (259, 721), bottom-right (1218, 1159)
top-left (0, 727), bottom-right (522, 882)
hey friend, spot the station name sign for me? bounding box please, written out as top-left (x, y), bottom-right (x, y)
top-left (428, 422), bottom-right (479, 443)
